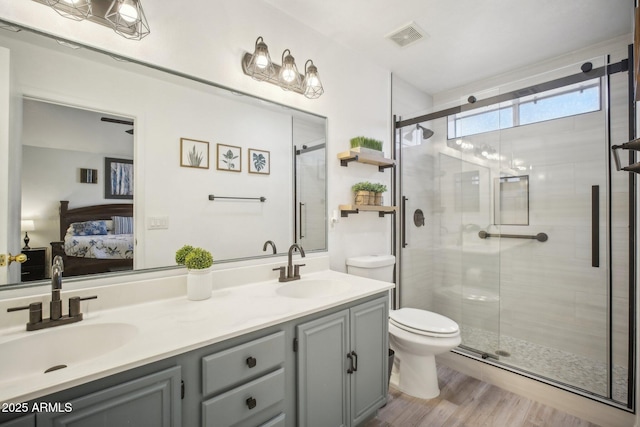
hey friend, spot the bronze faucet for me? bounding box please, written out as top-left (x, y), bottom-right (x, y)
top-left (273, 244), bottom-right (306, 282)
top-left (7, 256), bottom-right (97, 331)
top-left (263, 240), bottom-right (277, 254)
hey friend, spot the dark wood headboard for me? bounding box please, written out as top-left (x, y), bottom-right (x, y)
top-left (58, 200), bottom-right (134, 239)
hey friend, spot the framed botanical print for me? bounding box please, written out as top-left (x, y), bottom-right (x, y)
top-left (217, 143), bottom-right (242, 172)
top-left (180, 138), bottom-right (209, 169)
top-left (248, 148), bottom-right (270, 175)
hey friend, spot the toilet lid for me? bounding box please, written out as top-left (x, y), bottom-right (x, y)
top-left (389, 308), bottom-right (459, 336)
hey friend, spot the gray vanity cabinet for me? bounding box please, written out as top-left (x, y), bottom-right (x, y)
top-left (296, 296), bottom-right (388, 427)
top-left (36, 366), bottom-right (181, 427)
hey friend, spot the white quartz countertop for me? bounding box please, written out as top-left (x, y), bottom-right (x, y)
top-left (0, 269), bottom-right (393, 404)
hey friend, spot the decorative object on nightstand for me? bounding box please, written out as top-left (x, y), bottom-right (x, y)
top-left (20, 247), bottom-right (47, 282)
top-left (21, 220), bottom-right (35, 250)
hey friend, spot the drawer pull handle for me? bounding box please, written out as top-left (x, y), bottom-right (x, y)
top-left (246, 356), bottom-right (257, 368)
top-left (246, 396), bottom-right (257, 410)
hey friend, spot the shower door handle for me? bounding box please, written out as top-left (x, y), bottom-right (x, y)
top-left (299, 202), bottom-right (305, 239)
top-left (402, 196), bottom-right (408, 248)
top-left (592, 185), bottom-right (599, 268)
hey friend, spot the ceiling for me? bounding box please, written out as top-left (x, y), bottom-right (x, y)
top-left (263, 0), bottom-right (633, 95)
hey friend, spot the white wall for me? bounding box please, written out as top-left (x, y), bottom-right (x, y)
top-left (0, 0), bottom-right (392, 274)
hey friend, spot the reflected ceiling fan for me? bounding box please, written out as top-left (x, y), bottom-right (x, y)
top-left (100, 117), bottom-right (134, 134)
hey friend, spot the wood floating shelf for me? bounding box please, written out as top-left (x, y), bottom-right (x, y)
top-left (339, 204), bottom-right (396, 217)
top-left (337, 150), bottom-right (395, 172)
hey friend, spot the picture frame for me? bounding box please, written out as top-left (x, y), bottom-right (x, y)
top-left (180, 138), bottom-right (209, 169)
top-left (248, 148), bottom-right (270, 175)
top-left (217, 143), bottom-right (242, 172)
top-left (104, 157), bottom-right (133, 199)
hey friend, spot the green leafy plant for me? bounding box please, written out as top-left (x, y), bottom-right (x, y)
top-left (350, 136), bottom-right (383, 152)
top-left (184, 247), bottom-right (214, 270)
top-left (175, 245), bottom-right (195, 265)
top-left (352, 182), bottom-right (373, 192)
top-left (371, 183), bottom-right (387, 194)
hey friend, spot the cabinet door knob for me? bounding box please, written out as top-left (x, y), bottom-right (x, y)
top-left (246, 356), bottom-right (257, 368)
top-left (246, 396), bottom-right (257, 410)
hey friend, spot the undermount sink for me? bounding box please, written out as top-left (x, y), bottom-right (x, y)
top-left (276, 279), bottom-right (352, 299)
top-left (0, 322), bottom-right (138, 382)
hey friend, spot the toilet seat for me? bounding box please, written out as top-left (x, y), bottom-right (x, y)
top-left (390, 308), bottom-right (459, 338)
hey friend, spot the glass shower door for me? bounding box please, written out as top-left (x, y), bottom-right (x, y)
top-left (397, 55), bottom-right (630, 402)
top-left (398, 115), bottom-right (501, 359)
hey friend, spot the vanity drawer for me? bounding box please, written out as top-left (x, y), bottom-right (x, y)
top-left (202, 368), bottom-right (285, 427)
top-left (259, 413), bottom-right (285, 427)
top-left (202, 330), bottom-right (284, 396)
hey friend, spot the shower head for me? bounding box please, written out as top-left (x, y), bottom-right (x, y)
top-left (416, 124), bottom-right (434, 140)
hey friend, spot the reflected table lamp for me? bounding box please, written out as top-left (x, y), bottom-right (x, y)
top-left (21, 220), bottom-right (35, 250)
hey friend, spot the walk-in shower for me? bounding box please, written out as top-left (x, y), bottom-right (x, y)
top-left (394, 54), bottom-right (635, 408)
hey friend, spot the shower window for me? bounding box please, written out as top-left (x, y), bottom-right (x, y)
top-left (448, 78), bottom-right (601, 139)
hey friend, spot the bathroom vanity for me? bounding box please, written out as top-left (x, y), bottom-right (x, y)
top-left (0, 261), bottom-right (392, 427)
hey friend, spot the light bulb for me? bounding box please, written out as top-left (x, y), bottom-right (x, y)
top-left (62, 0), bottom-right (79, 4)
top-left (306, 75), bottom-right (319, 87)
top-left (118, 2), bottom-right (138, 23)
top-left (282, 67), bottom-right (296, 83)
top-left (255, 54), bottom-right (269, 69)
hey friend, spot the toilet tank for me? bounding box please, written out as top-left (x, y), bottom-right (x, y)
top-left (345, 255), bottom-right (395, 282)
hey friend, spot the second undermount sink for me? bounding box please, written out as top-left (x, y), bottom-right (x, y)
top-left (276, 279), bottom-right (352, 299)
top-left (0, 322), bottom-right (138, 382)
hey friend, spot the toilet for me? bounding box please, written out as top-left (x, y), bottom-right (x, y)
top-left (346, 255), bottom-right (461, 400)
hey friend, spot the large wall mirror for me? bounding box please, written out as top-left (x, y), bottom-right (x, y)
top-left (0, 22), bottom-right (327, 288)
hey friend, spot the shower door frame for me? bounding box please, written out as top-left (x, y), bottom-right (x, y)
top-left (393, 50), bottom-right (636, 410)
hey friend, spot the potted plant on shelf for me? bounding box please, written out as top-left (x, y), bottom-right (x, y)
top-left (350, 136), bottom-right (384, 157)
top-left (352, 181), bottom-right (373, 205)
top-left (176, 245), bottom-right (214, 301)
top-left (371, 183), bottom-right (387, 206)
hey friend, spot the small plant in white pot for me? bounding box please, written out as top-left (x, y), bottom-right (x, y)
top-left (176, 245), bottom-right (214, 301)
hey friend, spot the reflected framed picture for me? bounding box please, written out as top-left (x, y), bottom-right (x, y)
top-left (248, 148), bottom-right (270, 175)
top-left (104, 157), bottom-right (133, 199)
top-left (217, 143), bottom-right (242, 172)
top-left (180, 138), bottom-right (209, 169)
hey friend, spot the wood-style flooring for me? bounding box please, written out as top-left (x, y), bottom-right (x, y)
top-left (363, 365), bottom-right (601, 427)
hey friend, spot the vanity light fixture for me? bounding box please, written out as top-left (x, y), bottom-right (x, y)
top-left (279, 49), bottom-right (302, 91)
top-left (244, 36), bottom-right (276, 81)
top-left (44, 0), bottom-right (92, 21)
top-left (33, 0), bottom-right (150, 40)
top-left (105, 0), bottom-right (150, 40)
top-left (302, 60), bottom-right (324, 99)
top-left (241, 37), bottom-right (324, 99)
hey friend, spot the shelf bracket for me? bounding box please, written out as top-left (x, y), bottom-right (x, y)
top-left (340, 155), bottom-right (359, 167)
top-left (378, 210), bottom-right (395, 217)
top-left (341, 209), bottom-right (359, 217)
top-left (378, 164), bottom-right (394, 172)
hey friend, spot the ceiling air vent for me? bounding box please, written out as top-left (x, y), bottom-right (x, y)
top-left (386, 22), bottom-right (427, 48)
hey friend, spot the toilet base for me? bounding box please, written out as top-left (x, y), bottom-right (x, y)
top-left (390, 351), bottom-right (440, 399)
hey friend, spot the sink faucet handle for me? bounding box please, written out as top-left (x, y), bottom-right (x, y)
top-left (293, 263), bottom-right (306, 278)
top-left (7, 302), bottom-right (42, 326)
top-left (69, 295), bottom-right (98, 318)
top-left (272, 266), bottom-right (286, 281)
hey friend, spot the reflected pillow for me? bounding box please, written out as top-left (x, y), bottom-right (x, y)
top-left (70, 220), bottom-right (109, 236)
top-left (112, 216), bottom-right (133, 234)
